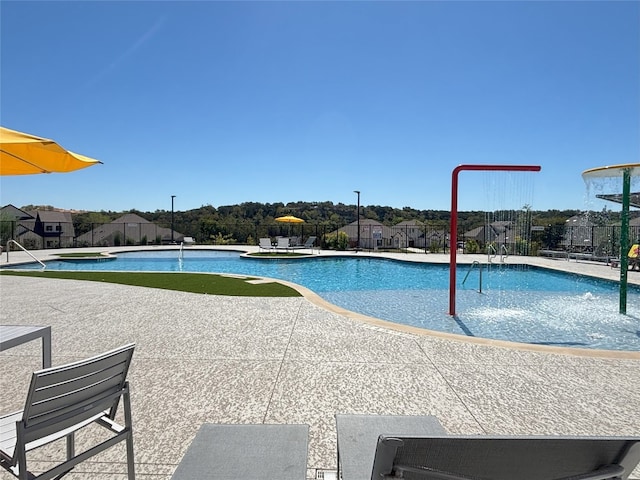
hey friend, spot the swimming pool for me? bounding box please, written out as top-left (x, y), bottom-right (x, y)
top-left (10, 250), bottom-right (640, 351)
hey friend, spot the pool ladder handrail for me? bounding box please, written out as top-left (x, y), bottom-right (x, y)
top-left (5, 239), bottom-right (46, 269)
top-left (487, 244), bottom-right (497, 263)
top-left (462, 260), bottom-right (483, 293)
top-left (500, 244), bottom-right (509, 263)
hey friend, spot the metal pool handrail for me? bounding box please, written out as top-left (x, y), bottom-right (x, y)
top-left (462, 261), bottom-right (483, 293)
top-left (500, 244), bottom-right (509, 263)
top-left (487, 244), bottom-right (497, 263)
top-left (5, 239), bottom-right (46, 269)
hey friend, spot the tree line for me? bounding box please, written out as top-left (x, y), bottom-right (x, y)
top-left (16, 201), bottom-right (604, 238)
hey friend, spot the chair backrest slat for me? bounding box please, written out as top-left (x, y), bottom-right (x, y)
top-left (22, 388), bottom-right (126, 444)
top-left (28, 373), bottom-right (125, 419)
top-left (20, 344), bottom-right (134, 445)
top-left (30, 362), bottom-right (127, 405)
top-left (30, 349), bottom-right (133, 389)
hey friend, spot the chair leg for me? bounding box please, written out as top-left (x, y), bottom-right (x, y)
top-left (17, 451), bottom-right (27, 480)
top-left (66, 432), bottom-right (75, 461)
top-left (123, 386), bottom-right (136, 480)
top-left (16, 429), bottom-right (28, 480)
top-left (126, 433), bottom-right (135, 480)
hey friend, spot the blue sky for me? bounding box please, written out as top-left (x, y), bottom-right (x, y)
top-left (1, 1), bottom-right (639, 214)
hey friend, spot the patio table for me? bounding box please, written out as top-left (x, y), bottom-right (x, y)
top-left (0, 325), bottom-right (52, 369)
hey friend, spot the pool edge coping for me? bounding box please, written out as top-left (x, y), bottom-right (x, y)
top-left (275, 278), bottom-right (640, 360)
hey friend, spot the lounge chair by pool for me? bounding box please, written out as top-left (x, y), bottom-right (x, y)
top-left (335, 414), bottom-right (640, 480)
top-left (290, 236), bottom-right (316, 250)
top-left (275, 237), bottom-right (290, 252)
top-left (259, 237), bottom-right (274, 252)
top-left (371, 434), bottom-right (640, 480)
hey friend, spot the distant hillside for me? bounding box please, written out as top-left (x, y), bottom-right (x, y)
top-left (17, 200), bottom-right (611, 239)
top-left (8, 201), bottom-right (632, 251)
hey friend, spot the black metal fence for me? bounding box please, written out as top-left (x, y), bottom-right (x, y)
top-left (2, 220), bottom-right (640, 257)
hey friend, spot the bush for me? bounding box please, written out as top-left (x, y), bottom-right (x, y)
top-left (210, 233), bottom-right (236, 245)
top-left (324, 231), bottom-right (349, 250)
top-left (465, 239), bottom-right (479, 253)
top-left (529, 241), bottom-right (541, 256)
top-left (428, 241), bottom-right (441, 253)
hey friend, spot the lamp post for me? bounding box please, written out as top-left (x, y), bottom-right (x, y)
top-left (171, 195), bottom-right (176, 243)
top-left (354, 190), bottom-right (360, 251)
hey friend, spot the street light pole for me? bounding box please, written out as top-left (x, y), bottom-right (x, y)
top-left (354, 190), bottom-right (360, 251)
top-left (171, 195), bottom-right (176, 243)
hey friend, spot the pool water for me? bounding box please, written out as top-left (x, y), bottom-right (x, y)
top-left (11, 250), bottom-right (640, 351)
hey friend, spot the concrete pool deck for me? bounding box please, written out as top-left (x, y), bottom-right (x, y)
top-left (1, 247), bottom-right (639, 479)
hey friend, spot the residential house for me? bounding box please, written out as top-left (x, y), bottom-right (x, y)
top-left (337, 219), bottom-right (392, 249)
top-left (76, 213), bottom-right (183, 247)
top-left (34, 210), bottom-right (75, 248)
top-left (464, 221), bottom-right (513, 248)
top-left (392, 220), bottom-right (425, 248)
top-left (334, 219), bottom-right (449, 251)
top-left (1, 204), bottom-right (35, 247)
top-left (1, 205), bottom-right (74, 248)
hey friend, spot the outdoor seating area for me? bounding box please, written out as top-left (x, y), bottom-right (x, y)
top-left (608, 244), bottom-right (640, 270)
top-left (1, 271), bottom-right (639, 480)
top-left (0, 343), bottom-right (135, 480)
top-left (258, 236), bottom-right (317, 253)
top-left (170, 414), bottom-right (640, 479)
top-left (539, 249), bottom-right (617, 264)
top-left (290, 236), bottom-right (317, 251)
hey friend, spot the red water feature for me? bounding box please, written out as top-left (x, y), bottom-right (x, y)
top-left (449, 164), bottom-right (541, 316)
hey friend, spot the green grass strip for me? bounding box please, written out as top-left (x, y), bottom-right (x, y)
top-left (0, 270), bottom-right (301, 297)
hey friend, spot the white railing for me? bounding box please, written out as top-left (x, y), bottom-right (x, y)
top-left (500, 244), bottom-right (509, 263)
top-left (5, 240), bottom-right (46, 269)
top-left (487, 244), bottom-right (497, 263)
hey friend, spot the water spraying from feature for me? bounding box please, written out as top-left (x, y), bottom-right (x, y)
top-left (582, 163), bottom-right (640, 314)
top-left (449, 164), bottom-right (541, 316)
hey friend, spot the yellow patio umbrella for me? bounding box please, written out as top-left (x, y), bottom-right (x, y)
top-left (275, 215), bottom-right (305, 237)
top-left (0, 126), bottom-right (102, 175)
top-left (275, 215), bottom-right (305, 224)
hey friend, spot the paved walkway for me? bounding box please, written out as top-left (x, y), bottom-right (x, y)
top-left (1, 247), bottom-right (639, 479)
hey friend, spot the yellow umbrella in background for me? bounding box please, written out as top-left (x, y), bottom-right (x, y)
top-left (275, 215), bottom-right (305, 224)
top-left (275, 215), bottom-right (305, 237)
top-left (0, 126), bottom-right (102, 175)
